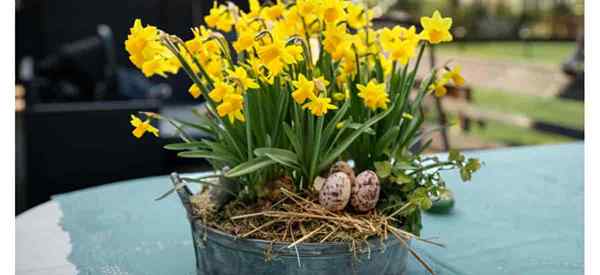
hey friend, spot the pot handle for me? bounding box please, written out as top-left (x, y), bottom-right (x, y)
top-left (169, 172), bottom-right (194, 218)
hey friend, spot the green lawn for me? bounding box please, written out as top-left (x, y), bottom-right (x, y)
top-left (457, 87), bottom-right (583, 145)
top-left (437, 41), bottom-right (576, 65)
top-left (468, 121), bottom-right (575, 145)
top-left (472, 87), bottom-right (584, 129)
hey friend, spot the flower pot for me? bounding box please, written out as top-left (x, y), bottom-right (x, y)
top-left (170, 173), bottom-right (410, 275)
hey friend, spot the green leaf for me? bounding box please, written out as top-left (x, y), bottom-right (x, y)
top-left (466, 158), bottom-right (481, 172)
top-left (164, 142), bottom-right (208, 151)
top-left (394, 160), bottom-right (416, 170)
top-left (448, 149), bottom-right (464, 162)
top-left (254, 147), bottom-right (301, 170)
top-left (346, 123), bottom-right (376, 135)
top-left (282, 123), bottom-right (302, 155)
top-left (460, 167), bottom-right (471, 182)
top-left (177, 150), bottom-right (237, 163)
top-left (319, 106), bottom-right (393, 171)
top-left (374, 161), bottom-right (392, 178)
top-left (225, 156), bottom-right (277, 178)
top-left (374, 126), bottom-right (400, 155)
top-left (321, 100), bottom-right (350, 148)
top-left (393, 172), bottom-right (413, 184)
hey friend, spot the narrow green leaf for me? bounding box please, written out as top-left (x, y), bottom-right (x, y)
top-left (254, 147), bottom-right (301, 170)
top-left (321, 100), bottom-right (350, 148)
top-left (283, 123), bottom-right (302, 155)
top-left (225, 156), bottom-right (277, 178)
top-left (319, 106), bottom-right (394, 171)
top-left (164, 141), bottom-right (208, 151)
top-left (177, 150), bottom-right (236, 163)
top-left (374, 126), bottom-right (400, 155)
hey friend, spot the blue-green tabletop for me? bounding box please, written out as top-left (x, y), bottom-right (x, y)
top-left (53, 142), bottom-right (584, 275)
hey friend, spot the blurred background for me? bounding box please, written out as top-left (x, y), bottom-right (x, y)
top-left (15, 0), bottom-right (584, 214)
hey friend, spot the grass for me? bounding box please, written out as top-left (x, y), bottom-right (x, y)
top-left (440, 88), bottom-right (584, 148)
top-left (436, 41), bottom-right (576, 65)
top-left (468, 121), bottom-right (575, 145)
top-left (472, 87), bottom-right (584, 129)
top-left (449, 87), bottom-right (583, 146)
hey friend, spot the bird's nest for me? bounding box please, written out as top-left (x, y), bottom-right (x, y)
top-left (189, 185), bottom-right (440, 274)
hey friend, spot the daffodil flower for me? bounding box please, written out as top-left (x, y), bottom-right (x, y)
top-left (444, 65), bottom-right (465, 86)
top-left (303, 95), bottom-right (338, 117)
top-left (217, 93), bottom-right (246, 123)
top-left (188, 83), bottom-right (202, 99)
top-left (357, 80), bottom-right (390, 110)
top-left (321, 0), bottom-right (347, 24)
top-left (130, 115), bottom-right (159, 138)
top-left (420, 10), bottom-right (453, 44)
top-left (346, 3), bottom-right (372, 29)
top-left (125, 19), bottom-right (180, 78)
top-left (291, 74), bottom-right (316, 104)
top-left (209, 81), bottom-right (235, 103)
top-left (428, 78), bottom-right (449, 97)
top-left (389, 40), bottom-right (416, 65)
top-left (204, 3), bottom-right (233, 32)
top-left (233, 29), bottom-right (256, 53)
top-left (227, 67), bottom-right (259, 91)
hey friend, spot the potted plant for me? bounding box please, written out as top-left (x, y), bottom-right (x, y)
top-left (125, 1), bottom-right (481, 274)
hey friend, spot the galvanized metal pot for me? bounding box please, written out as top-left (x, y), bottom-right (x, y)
top-left (170, 173), bottom-right (410, 275)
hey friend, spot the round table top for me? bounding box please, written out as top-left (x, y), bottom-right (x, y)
top-left (16, 143), bottom-right (584, 275)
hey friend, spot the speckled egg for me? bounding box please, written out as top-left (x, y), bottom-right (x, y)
top-left (329, 161), bottom-right (356, 183)
top-left (350, 170), bottom-right (380, 212)
top-left (319, 172), bottom-right (352, 211)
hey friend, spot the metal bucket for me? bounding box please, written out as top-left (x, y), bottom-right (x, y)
top-left (171, 173), bottom-right (410, 275)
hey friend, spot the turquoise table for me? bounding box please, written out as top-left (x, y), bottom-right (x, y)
top-left (16, 143), bottom-right (584, 275)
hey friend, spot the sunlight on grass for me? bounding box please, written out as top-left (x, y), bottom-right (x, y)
top-left (437, 42), bottom-right (576, 65)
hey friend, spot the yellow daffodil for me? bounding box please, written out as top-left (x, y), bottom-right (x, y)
top-left (303, 96), bottom-right (338, 116)
top-left (296, 0), bottom-right (322, 18)
top-left (248, 0), bottom-right (262, 17)
top-left (124, 19), bottom-right (160, 66)
top-left (263, 1), bottom-right (285, 21)
top-left (233, 29), bottom-right (256, 53)
top-left (206, 59), bottom-right (225, 80)
top-left (217, 93), bottom-right (246, 123)
top-left (228, 67), bottom-right (259, 91)
top-left (346, 3), bottom-right (372, 29)
top-left (188, 83), bottom-right (202, 98)
top-left (380, 26), bottom-right (403, 52)
top-left (428, 77), bottom-right (449, 97)
top-left (444, 66), bottom-right (465, 86)
top-left (322, 0), bottom-right (346, 24)
top-left (130, 115), bottom-right (159, 138)
top-left (209, 81), bottom-right (235, 102)
top-left (420, 10), bottom-right (453, 44)
top-left (389, 39), bottom-right (416, 65)
top-left (380, 25), bottom-right (420, 53)
top-left (125, 19), bottom-right (180, 78)
top-left (205, 3), bottom-right (234, 32)
top-left (323, 24), bottom-right (349, 59)
top-left (291, 74), bottom-right (316, 104)
top-left (356, 80), bottom-right (390, 110)
top-left (401, 26), bottom-right (421, 45)
top-left (256, 35), bottom-right (298, 76)
top-left (379, 53), bottom-right (393, 76)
